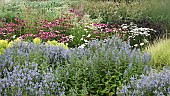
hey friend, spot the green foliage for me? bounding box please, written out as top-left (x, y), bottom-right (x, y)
top-left (143, 0), bottom-right (170, 23)
top-left (68, 24), bottom-right (91, 47)
top-left (66, 14), bottom-right (102, 47)
top-left (1, 0), bottom-right (170, 95)
top-left (145, 39), bottom-right (170, 69)
top-left (86, 0), bottom-right (148, 3)
top-left (0, 0), bottom-right (77, 26)
top-left (71, 1), bottom-right (148, 23)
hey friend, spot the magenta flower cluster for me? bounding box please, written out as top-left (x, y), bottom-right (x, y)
top-left (0, 18), bottom-right (27, 40)
top-left (0, 16), bottom-right (74, 43)
top-left (20, 18), bottom-right (73, 42)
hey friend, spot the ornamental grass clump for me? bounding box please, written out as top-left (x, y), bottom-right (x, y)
top-left (145, 39), bottom-right (170, 69)
top-left (117, 68), bottom-right (170, 96)
top-left (58, 37), bottom-right (152, 95)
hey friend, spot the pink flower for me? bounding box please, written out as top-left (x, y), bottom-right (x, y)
top-left (1, 18), bottom-right (6, 21)
top-left (69, 9), bottom-right (74, 13)
top-left (105, 28), bottom-right (113, 33)
top-left (93, 23), bottom-right (108, 28)
top-left (14, 18), bottom-right (20, 21)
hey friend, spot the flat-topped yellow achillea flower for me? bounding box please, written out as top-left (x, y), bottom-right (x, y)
top-left (0, 40), bottom-right (8, 54)
top-left (33, 38), bottom-right (42, 44)
top-left (33, 38), bottom-right (69, 49)
top-left (46, 40), bottom-right (69, 50)
top-left (0, 38), bottom-right (23, 54)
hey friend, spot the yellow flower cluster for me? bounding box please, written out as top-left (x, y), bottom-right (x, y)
top-left (46, 40), bottom-right (69, 50)
top-left (33, 38), bottom-right (69, 49)
top-left (0, 40), bottom-right (8, 54)
top-left (0, 38), bottom-right (22, 54)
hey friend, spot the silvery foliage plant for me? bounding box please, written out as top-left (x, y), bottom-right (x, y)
top-left (117, 68), bottom-right (170, 96)
top-left (121, 22), bottom-right (156, 48)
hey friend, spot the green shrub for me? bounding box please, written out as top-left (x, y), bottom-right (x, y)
top-left (143, 0), bottom-right (170, 23)
top-left (145, 39), bottom-right (170, 69)
top-left (133, 0), bottom-right (170, 36)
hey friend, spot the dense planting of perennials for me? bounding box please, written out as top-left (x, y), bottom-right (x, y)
top-left (0, 37), bottom-right (152, 95)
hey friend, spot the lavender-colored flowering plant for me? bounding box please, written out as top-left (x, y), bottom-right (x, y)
top-left (0, 62), bottom-right (65, 96)
top-left (117, 68), bottom-right (170, 96)
top-left (0, 41), bottom-right (70, 95)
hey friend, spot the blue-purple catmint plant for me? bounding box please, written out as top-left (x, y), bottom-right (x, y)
top-left (0, 62), bottom-right (65, 96)
top-left (0, 41), bottom-right (71, 95)
top-left (63, 37), bottom-right (152, 95)
top-left (0, 41), bottom-right (70, 71)
top-left (117, 68), bottom-right (170, 96)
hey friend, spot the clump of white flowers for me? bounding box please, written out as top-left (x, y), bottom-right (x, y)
top-left (78, 34), bottom-right (91, 48)
top-left (121, 22), bottom-right (156, 48)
